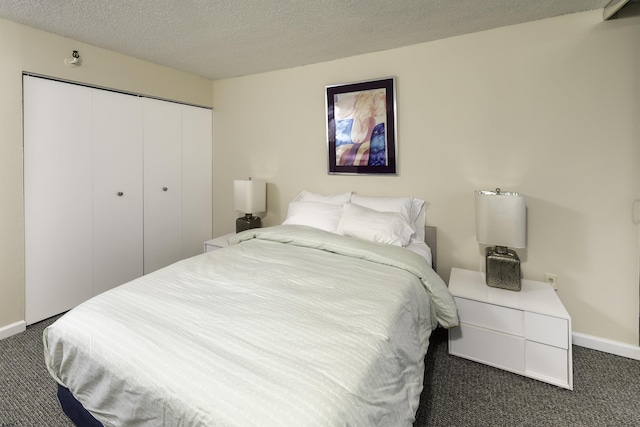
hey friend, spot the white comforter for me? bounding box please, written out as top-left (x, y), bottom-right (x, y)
top-left (44, 225), bottom-right (458, 427)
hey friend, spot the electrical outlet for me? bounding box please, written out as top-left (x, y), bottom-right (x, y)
top-left (545, 273), bottom-right (558, 290)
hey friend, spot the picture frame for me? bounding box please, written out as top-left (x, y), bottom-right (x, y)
top-left (326, 77), bottom-right (397, 175)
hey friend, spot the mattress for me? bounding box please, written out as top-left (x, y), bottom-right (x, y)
top-left (44, 225), bottom-right (458, 426)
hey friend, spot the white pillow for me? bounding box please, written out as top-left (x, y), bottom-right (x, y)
top-left (337, 203), bottom-right (414, 247)
top-left (351, 194), bottom-right (425, 240)
top-left (411, 198), bottom-right (426, 241)
top-left (282, 201), bottom-right (344, 233)
top-left (351, 194), bottom-right (412, 221)
top-left (294, 190), bottom-right (352, 205)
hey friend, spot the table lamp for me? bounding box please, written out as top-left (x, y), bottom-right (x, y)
top-left (233, 178), bottom-right (266, 233)
top-left (475, 188), bottom-right (526, 291)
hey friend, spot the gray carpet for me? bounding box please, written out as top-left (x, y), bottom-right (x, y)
top-left (1, 317), bottom-right (639, 426)
top-left (0, 316), bottom-right (73, 427)
top-left (416, 328), bottom-right (640, 426)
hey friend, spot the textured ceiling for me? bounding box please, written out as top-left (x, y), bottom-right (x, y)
top-left (0, 0), bottom-right (612, 80)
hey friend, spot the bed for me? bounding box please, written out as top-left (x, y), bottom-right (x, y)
top-left (43, 192), bottom-right (458, 426)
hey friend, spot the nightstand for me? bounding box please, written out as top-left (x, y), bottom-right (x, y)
top-left (448, 268), bottom-right (573, 389)
top-left (204, 233), bottom-right (234, 253)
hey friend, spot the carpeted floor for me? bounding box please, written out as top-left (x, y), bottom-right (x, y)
top-left (1, 317), bottom-right (639, 426)
top-left (0, 316), bottom-right (73, 427)
top-left (417, 328), bottom-right (640, 426)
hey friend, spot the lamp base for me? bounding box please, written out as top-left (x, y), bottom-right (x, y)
top-left (236, 214), bottom-right (262, 233)
top-left (485, 246), bottom-right (521, 291)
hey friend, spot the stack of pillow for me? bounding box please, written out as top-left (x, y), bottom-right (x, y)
top-left (282, 190), bottom-right (426, 248)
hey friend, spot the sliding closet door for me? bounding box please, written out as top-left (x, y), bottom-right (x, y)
top-left (24, 76), bottom-right (94, 324)
top-left (181, 105), bottom-right (213, 258)
top-left (143, 98), bottom-right (183, 273)
top-left (25, 77), bottom-right (212, 322)
top-left (92, 90), bottom-right (144, 294)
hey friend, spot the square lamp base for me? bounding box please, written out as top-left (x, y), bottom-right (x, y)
top-left (485, 246), bottom-right (521, 291)
top-left (236, 214), bottom-right (262, 233)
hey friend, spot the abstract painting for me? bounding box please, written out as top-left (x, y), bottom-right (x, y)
top-left (326, 77), bottom-right (396, 175)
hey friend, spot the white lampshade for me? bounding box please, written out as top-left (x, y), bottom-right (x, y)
top-left (233, 179), bottom-right (266, 214)
top-left (475, 189), bottom-right (526, 249)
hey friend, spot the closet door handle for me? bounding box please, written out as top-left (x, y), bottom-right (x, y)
top-left (162, 187), bottom-right (168, 192)
top-left (117, 192), bottom-right (124, 197)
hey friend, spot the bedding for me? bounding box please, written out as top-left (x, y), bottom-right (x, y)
top-left (406, 240), bottom-right (433, 266)
top-left (44, 225), bottom-right (457, 426)
top-left (284, 192), bottom-right (429, 260)
top-left (282, 200), bottom-right (344, 232)
top-left (293, 190), bottom-right (352, 205)
top-left (350, 194), bottom-right (425, 241)
top-left (337, 202), bottom-right (415, 247)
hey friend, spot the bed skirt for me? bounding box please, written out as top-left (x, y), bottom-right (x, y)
top-left (57, 384), bottom-right (103, 427)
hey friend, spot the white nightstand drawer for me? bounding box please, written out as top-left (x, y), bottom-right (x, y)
top-left (455, 297), bottom-right (524, 336)
top-left (450, 323), bottom-right (525, 374)
top-left (525, 312), bottom-right (568, 349)
top-left (448, 268), bottom-right (572, 389)
top-left (525, 341), bottom-right (569, 386)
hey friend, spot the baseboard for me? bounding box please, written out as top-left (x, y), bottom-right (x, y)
top-left (573, 332), bottom-right (640, 361)
top-left (0, 320), bottom-right (26, 340)
top-left (4, 319), bottom-right (639, 359)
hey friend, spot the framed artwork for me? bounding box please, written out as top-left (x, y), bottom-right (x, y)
top-left (326, 77), bottom-right (397, 175)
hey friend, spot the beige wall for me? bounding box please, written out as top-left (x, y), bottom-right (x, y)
top-left (3, 10), bottom-right (639, 347)
top-left (213, 10), bottom-right (640, 345)
top-left (0, 18), bottom-right (212, 330)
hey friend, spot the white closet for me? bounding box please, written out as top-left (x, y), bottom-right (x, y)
top-left (24, 76), bottom-right (212, 324)
top-left (92, 89), bottom-right (144, 295)
top-left (142, 98), bottom-right (183, 274)
top-left (24, 78), bottom-right (95, 323)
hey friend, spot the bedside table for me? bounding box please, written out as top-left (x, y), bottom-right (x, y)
top-left (204, 233), bottom-right (234, 253)
top-left (448, 268), bottom-right (573, 389)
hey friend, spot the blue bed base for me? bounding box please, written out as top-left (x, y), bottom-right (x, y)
top-left (57, 384), bottom-right (104, 427)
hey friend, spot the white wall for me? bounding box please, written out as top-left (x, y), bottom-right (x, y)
top-left (0, 18), bottom-right (212, 331)
top-left (213, 10), bottom-right (640, 345)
